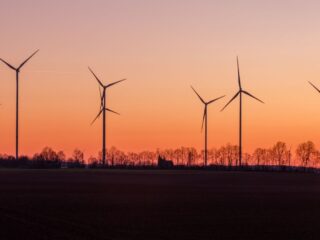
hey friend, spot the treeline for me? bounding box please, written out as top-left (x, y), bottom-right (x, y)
top-left (0, 141), bottom-right (319, 168)
top-left (101, 141), bottom-right (319, 168)
top-left (0, 147), bottom-right (86, 169)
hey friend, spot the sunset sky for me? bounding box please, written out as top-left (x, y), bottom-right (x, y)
top-left (1, 0), bottom-right (320, 158)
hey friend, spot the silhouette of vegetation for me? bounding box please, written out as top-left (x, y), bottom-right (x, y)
top-left (0, 142), bottom-right (320, 172)
top-left (296, 141), bottom-right (318, 167)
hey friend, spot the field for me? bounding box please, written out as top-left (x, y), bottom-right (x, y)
top-left (0, 169), bottom-right (319, 240)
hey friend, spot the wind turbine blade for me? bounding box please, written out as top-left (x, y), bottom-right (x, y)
top-left (0, 58), bottom-right (16, 70)
top-left (237, 56), bottom-right (242, 90)
top-left (99, 86), bottom-right (102, 98)
top-left (99, 86), bottom-right (104, 108)
top-left (88, 67), bottom-right (104, 87)
top-left (221, 91), bottom-right (240, 111)
top-left (105, 108), bottom-right (120, 115)
top-left (91, 109), bottom-right (103, 125)
top-left (207, 95), bottom-right (226, 105)
top-left (242, 90), bottom-right (264, 103)
top-left (106, 79), bottom-right (126, 89)
top-left (191, 86), bottom-right (205, 104)
top-left (201, 108), bottom-right (206, 131)
top-left (18, 50), bottom-right (39, 69)
top-left (308, 81), bottom-right (320, 93)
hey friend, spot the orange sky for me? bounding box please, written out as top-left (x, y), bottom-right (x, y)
top-left (1, 0), bottom-right (320, 158)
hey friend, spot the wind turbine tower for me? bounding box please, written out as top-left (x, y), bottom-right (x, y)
top-left (191, 86), bottom-right (224, 166)
top-left (221, 57), bottom-right (264, 166)
top-left (89, 67), bottom-right (126, 165)
top-left (0, 50), bottom-right (39, 160)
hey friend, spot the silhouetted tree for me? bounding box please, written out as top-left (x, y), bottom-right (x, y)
top-left (34, 147), bottom-right (61, 161)
top-left (272, 142), bottom-right (287, 166)
top-left (72, 149), bottom-right (84, 163)
top-left (87, 156), bottom-right (99, 168)
top-left (285, 147), bottom-right (292, 166)
top-left (243, 153), bottom-right (251, 166)
top-left (296, 141), bottom-right (316, 167)
top-left (253, 148), bottom-right (267, 165)
top-left (217, 146), bottom-right (226, 166)
top-left (187, 148), bottom-right (197, 166)
top-left (57, 151), bottom-right (66, 162)
top-left (32, 147), bottom-right (62, 168)
top-left (312, 150), bottom-right (320, 168)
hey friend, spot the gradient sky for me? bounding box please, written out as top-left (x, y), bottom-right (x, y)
top-left (1, 0), bottom-right (320, 158)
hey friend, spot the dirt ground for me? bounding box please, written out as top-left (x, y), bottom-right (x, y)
top-left (0, 169), bottom-right (319, 240)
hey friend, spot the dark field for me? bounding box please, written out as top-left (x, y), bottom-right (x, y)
top-left (0, 170), bottom-right (319, 240)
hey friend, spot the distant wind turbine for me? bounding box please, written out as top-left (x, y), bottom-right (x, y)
top-left (89, 67), bottom-right (126, 165)
top-left (191, 86), bottom-right (225, 166)
top-left (221, 57), bottom-right (264, 166)
top-left (0, 50), bottom-right (39, 160)
top-left (308, 81), bottom-right (320, 93)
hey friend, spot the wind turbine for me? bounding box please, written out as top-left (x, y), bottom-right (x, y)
top-left (308, 81), bottom-right (320, 93)
top-left (221, 57), bottom-right (264, 166)
top-left (88, 67), bottom-right (126, 165)
top-left (191, 86), bottom-right (224, 166)
top-left (0, 50), bottom-right (39, 160)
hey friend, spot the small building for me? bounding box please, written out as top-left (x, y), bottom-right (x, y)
top-left (157, 156), bottom-right (174, 169)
